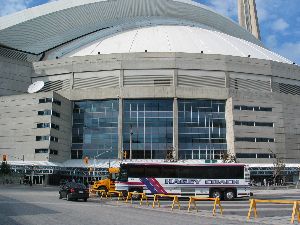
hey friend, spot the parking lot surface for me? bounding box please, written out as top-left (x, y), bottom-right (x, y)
top-left (0, 185), bottom-right (300, 225)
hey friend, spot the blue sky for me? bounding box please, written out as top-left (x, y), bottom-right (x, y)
top-left (0, 0), bottom-right (299, 64)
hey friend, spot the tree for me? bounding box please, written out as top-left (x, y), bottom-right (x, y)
top-left (165, 146), bottom-right (177, 162)
top-left (0, 161), bottom-right (11, 175)
top-left (221, 152), bottom-right (237, 163)
top-left (268, 147), bottom-right (286, 185)
top-left (272, 155), bottom-right (285, 186)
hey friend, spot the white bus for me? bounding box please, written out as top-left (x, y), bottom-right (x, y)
top-left (116, 162), bottom-right (250, 200)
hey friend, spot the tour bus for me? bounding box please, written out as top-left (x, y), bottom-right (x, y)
top-left (115, 162), bottom-right (250, 200)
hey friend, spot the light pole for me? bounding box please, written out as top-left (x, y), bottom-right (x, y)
top-left (93, 148), bottom-right (113, 171)
top-left (129, 125), bottom-right (133, 160)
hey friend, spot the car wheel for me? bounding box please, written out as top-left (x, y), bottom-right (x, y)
top-left (210, 189), bottom-right (222, 199)
top-left (84, 198), bottom-right (87, 202)
top-left (224, 189), bottom-right (235, 201)
top-left (59, 193), bottom-right (62, 199)
top-left (67, 193), bottom-right (71, 201)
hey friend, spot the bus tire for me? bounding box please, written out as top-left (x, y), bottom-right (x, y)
top-left (129, 188), bottom-right (142, 200)
top-left (97, 186), bottom-right (108, 197)
top-left (210, 189), bottom-right (222, 199)
top-left (224, 189), bottom-right (236, 201)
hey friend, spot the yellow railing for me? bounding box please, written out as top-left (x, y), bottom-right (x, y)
top-left (152, 194), bottom-right (180, 211)
top-left (247, 199), bottom-right (300, 224)
top-left (125, 192), bottom-right (149, 206)
top-left (188, 197), bottom-right (223, 216)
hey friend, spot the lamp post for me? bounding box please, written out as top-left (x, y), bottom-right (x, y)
top-left (129, 125), bottom-right (133, 160)
top-left (93, 148), bottom-right (113, 172)
top-left (31, 164), bottom-right (34, 186)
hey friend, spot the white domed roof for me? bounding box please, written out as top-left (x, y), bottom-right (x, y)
top-left (66, 25), bottom-right (290, 63)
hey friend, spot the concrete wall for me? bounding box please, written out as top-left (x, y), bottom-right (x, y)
top-left (30, 53), bottom-right (300, 164)
top-left (1, 52), bottom-right (299, 164)
top-left (0, 56), bottom-right (32, 96)
top-left (0, 91), bottom-right (72, 163)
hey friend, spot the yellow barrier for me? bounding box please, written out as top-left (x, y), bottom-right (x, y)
top-left (247, 199), bottom-right (300, 224)
top-left (88, 189), bottom-right (124, 202)
top-left (152, 194), bottom-right (180, 211)
top-left (125, 192), bottom-right (149, 206)
top-left (89, 188), bottom-right (106, 197)
top-left (106, 191), bottom-right (125, 202)
top-left (188, 197), bottom-right (223, 216)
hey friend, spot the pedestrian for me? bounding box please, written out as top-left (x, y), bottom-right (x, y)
top-left (263, 178), bottom-right (267, 186)
top-left (19, 177), bottom-right (22, 185)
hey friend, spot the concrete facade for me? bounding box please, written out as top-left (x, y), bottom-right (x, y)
top-left (0, 91), bottom-right (72, 163)
top-left (0, 56), bottom-right (32, 96)
top-left (1, 53), bottom-right (299, 164)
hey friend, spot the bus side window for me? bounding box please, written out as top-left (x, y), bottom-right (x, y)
top-left (145, 166), bottom-right (160, 177)
top-left (162, 166), bottom-right (178, 178)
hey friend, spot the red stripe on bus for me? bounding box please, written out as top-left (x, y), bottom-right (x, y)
top-left (149, 178), bottom-right (168, 194)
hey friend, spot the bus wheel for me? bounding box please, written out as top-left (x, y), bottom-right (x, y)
top-left (130, 188), bottom-right (142, 200)
top-left (210, 189), bottom-right (222, 199)
top-left (224, 189), bottom-right (235, 201)
top-left (97, 186), bottom-right (108, 197)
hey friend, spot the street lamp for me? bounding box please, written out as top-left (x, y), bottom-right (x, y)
top-left (93, 148), bottom-right (113, 171)
top-left (129, 125), bottom-right (133, 160)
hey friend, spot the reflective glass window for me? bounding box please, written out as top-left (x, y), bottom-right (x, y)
top-left (123, 99), bottom-right (173, 159)
top-left (178, 99), bottom-right (227, 160)
top-left (72, 100), bottom-right (118, 159)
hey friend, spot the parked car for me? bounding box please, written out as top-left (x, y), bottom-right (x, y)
top-left (59, 182), bottom-right (89, 202)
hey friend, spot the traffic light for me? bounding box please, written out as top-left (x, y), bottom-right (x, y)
top-left (2, 154), bottom-right (7, 162)
top-left (123, 151), bottom-right (127, 159)
top-left (83, 156), bottom-right (89, 165)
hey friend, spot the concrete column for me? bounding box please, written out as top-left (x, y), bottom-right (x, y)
top-left (70, 72), bottom-right (74, 89)
top-left (173, 97), bottom-right (179, 160)
top-left (117, 98), bottom-right (123, 159)
top-left (119, 69), bottom-right (124, 87)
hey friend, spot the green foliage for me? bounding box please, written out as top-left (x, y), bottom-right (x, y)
top-left (222, 152), bottom-right (237, 163)
top-left (0, 162), bottom-right (11, 175)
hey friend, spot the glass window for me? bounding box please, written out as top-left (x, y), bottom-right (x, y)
top-left (178, 99), bottom-right (227, 160)
top-left (35, 149), bottom-right (48, 153)
top-left (38, 110), bottom-right (51, 116)
top-left (72, 100), bottom-right (119, 159)
top-left (36, 136), bottom-right (49, 141)
top-left (37, 123), bottom-right (50, 128)
top-left (52, 111), bottom-right (60, 117)
top-left (123, 99), bottom-right (173, 159)
top-left (50, 149), bottom-right (58, 155)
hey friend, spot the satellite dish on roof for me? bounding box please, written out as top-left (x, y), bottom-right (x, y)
top-left (27, 81), bottom-right (44, 93)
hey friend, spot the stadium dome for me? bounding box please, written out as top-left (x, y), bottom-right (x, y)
top-left (65, 25), bottom-right (290, 63)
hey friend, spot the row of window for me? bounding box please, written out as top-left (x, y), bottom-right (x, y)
top-left (38, 110), bottom-right (60, 117)
top-left (35, 149), bottom-right (58, 155)
top-left (236, 153), bottom-right (275, 159)
top-left (120, 165), bottom-right (244, 179)
top-left (37, 123), bottom-right (59, 130)
top-left (235, 121), bottom-right (274, 127)
top-left (234, 105), bottom-right (272, 112)
top-left (235, 137), bottom-right (274, 142)
top-left (36, 136), bottom-right (58, 142)
top-left (39, 98), bottom-right (61, 106)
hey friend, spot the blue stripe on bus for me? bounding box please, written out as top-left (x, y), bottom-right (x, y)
top-left (140, 178), bottom-right (157, 194)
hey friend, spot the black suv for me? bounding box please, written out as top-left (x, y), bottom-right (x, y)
top-left (59, 182), bottom-right (89, 202)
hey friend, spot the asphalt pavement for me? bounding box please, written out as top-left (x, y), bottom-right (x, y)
top-left (0, 185), bottom-right (300, 225)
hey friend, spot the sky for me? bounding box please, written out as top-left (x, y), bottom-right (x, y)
top-left (0, 0), bottom-right (299, 64)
